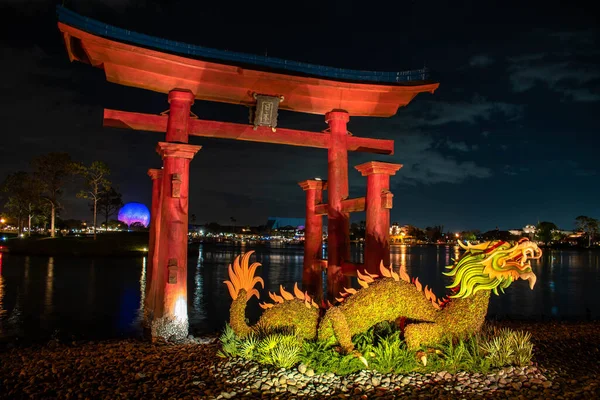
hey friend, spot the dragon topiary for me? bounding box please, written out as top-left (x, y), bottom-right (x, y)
top-left (224, 239), bottom-right (541, 354)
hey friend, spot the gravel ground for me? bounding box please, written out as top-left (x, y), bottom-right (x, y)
top-left (1, 321), bottom-right (598, 399)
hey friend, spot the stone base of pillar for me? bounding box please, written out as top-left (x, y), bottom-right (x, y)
top-left (150, 316), bottom-right (189, 342)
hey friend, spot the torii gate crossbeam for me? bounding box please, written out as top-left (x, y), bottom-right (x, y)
top-left (104, 109), bottom-right (395, 155)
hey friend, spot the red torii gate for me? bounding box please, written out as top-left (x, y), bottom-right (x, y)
top-left (58, 18), bottom-right (438, 340)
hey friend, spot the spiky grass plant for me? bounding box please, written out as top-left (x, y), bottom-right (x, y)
top-left (239, 333), bottom-right (258, 360)
top-left (508, 329), bottom-right (533, 367)
top-left (370, 331), bottom-right (417, 373)
top-left (299, 340), bottom-right (367, 375)
top-left (442, 338), bottom-right (468, 372)
top-left (479, 327), bottom-right (532, 367)
top-left (435, 336), bottom-right (491, 373)
top-left (256, 332), bottom-right (301, 368)
top-left (217, 323), bottom-right (242, 358)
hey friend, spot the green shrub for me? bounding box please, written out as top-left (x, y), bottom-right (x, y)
top-left (370, 331), bottom-right (416, 373)
top-left (217, 323), bottom-right (242, 358)
top-left (255, 332), bottom-right (301, 368)
top-left (219, 321), bottom-right (533, 374)
top-left (479, 328), bottom-right (532, 368)
top-left (509, 329), bottom-right (533, 367)
top-left (299, 340), bottom-right (366, 375)
top-left (435, 336), bottom-right (490, 373)
top-left (239, 333), bottom-right (258, 360)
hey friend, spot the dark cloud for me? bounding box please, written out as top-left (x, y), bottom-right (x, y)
top-left (562, 88), bottom-right (600, 102)
top-left (385, 133), bottom-right (492, 185)
top-left (445, 140), bottom-right (472, 152)
top-left (508, 59), bottom-right (600, 93)
top-left (420, 96), bottom-right (523, 126)
top-left (507, 31), bottom-right (600, 101)
top-left (468, 54), bottom-right (494, 67)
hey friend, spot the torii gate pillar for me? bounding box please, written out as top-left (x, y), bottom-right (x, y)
top-left (326, 110), bottom-right (351, 300)
top-left (144, 168), bottom-right (163, 326)
top-left (150, 90), bottom-right (201, 340)
top-left (355, 161), bottom-right (402, 274)
top-left (299, 179), bottom-right (325, 297)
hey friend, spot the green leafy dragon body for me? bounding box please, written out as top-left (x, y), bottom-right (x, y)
top-left (224, 240), bottom-right (541, 352)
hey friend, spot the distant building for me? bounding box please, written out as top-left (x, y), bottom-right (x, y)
top-left (266, 217), bottom-right (305, 231)
top-left (509, 225), bottom-right (536, 237)
top-left (482, 229), bottom-right (512, 241)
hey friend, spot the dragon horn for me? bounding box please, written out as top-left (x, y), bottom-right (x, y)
top-left (269, 291), bottom-right (284, 303)
top-left (247, 288), bottom-right (260, 300)
top-left (357, 279), bottom-right (369, 289)
top-left (227, 263), bottom-right (241, 293)
top-left (380, 261), bottom-right (391, 277)
top-left (399, 264), bottom-right (410, 282)
top-left (364, 270), bottom-right (379, 280)
top-left (414, 277), bottom-right (423, 292)
top-left (293, 283), bottom-right (305, 300)
top-left (357, 269), bottom-right (375, 283)
top-left (279, 285), bottom-right (294, 301)
top-left (224, 280), bottom-right (237, 300)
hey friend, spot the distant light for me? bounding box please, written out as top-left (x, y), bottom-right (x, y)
top-left (455, 233), bottom-right (459, 238)
top-left (314, 177), bottom-right (322, 181)
top-left (0, 218), bottom-right (5, 224)
top-left (1, 236), bottom-right (6, 241)
top-left (143, 248), bottom-right (148, 252)
top-left (19, 234), bottom-right (24, 238)
top-left (118, 202), bottom-right (151, 227)
top-left (199, 230), bottom-right (204, 235)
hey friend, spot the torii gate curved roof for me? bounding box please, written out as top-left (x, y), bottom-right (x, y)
top-left (57, 6), bottom-right (439, 117)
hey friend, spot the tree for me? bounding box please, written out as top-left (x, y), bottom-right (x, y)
top-left (207, 222), bottom-right (221, 234)
top-left (1, 172), bottom-right (42, 236)
top-left (575, 216), bottom-right (599, 247)
top-left (130, 221), bottom-right (147, 231)
top-left (77, 161), bottom-right (111, 240)
top-left (425, 225), bottom-right (444, 243)
top-left (96, 187), bottom-right (123, 229)
top-left (460, 231), bottom-right (478, 242)
top-left (535, 221), bottom-right (558, 245)
top-left (32, 153), bottom-right (77, 238)
top-left (107, 219), bottom-right (125, 230)
top-left (406, 225), bottom-right (425, 241)
top-left (61, 219), bottom-right (84, 231)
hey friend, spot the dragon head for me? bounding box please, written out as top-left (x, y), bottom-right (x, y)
top-left (444, 238), bottom-right (542, 298)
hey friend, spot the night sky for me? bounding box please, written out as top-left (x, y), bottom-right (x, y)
top-left (1, 0), bottom-right (598, 232)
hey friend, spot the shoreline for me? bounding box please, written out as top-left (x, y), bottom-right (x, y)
top-left (2, 238), bottom-right (598, 257)
top-left (1, 321), bottom-right (598, 399)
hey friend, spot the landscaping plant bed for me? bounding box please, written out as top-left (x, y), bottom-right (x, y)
top-left (0, 321), bottom-right (598, 399)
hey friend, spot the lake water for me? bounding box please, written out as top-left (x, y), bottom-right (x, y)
top-left (1, 244), bottom-right (599, 342)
